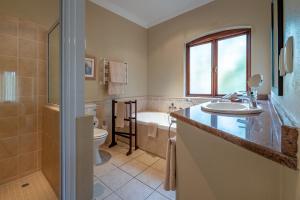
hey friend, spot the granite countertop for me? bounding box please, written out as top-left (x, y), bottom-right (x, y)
top-left (171, 101), bottom-right (298, 170)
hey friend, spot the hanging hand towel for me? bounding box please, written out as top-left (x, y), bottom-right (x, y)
top-left (147, 123), bottom-right (158, 138)
top-left (164, 136), bottom-right (176, 191)
top-left (115, 102), bottom-right (126, 128)
top-left (109, 61), bottom-right (127, 83)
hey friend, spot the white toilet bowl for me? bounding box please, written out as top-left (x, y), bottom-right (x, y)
top-left (94, 128), bottom-right (108, 165)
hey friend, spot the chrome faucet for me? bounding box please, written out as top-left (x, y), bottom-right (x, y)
top-left (241, 91), bottom-right (258, 108)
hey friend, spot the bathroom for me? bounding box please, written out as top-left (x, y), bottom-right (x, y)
top-left (0, 0), bottom-right (300, 200)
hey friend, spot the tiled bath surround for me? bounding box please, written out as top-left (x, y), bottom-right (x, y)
top-left (0, 16), bottom-right (47, 184)
top-left (89, 96), bottom-right (211, 146)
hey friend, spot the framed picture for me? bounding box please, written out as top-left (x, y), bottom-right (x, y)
top-left (271, 0), bottom-right (284, 96)
top-left (85, 56), bottom-right (96, 80)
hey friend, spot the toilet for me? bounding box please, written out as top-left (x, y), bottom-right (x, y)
top-left (85, 103), bottom-right (108, 165)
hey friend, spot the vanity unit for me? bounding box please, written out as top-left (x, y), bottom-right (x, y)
top-left (171, 100), bottom-right (299, 200)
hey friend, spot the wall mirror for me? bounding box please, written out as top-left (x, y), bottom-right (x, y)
top-left (271, 0), bottom-right (284, 96)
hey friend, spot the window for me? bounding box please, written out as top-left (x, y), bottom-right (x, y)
top-left (0, 71), bottom-right (16, 102)
top-left (186, 29), bottom-right (251, 96)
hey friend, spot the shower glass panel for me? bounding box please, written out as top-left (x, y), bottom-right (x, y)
top-left (48, 23), bottom-right (60, 104)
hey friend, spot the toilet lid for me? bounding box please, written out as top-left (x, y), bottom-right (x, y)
top-left (94, 128), bottom-right (108, 139)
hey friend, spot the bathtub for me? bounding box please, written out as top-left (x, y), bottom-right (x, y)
top-left (134, 112), bottom-right (176, 158)
top-left (135, 112), bottom-right (176, 132)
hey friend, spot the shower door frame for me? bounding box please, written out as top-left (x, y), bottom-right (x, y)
top-left (60, 0), bottom-right (85, 199)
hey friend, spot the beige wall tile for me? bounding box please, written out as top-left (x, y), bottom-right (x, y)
top-left (0, 35), bottom-right (17, 56)
top-left (0, 17), bottom-right (47, 185)
top-left (18, 77), bottom-right (35, 97)
top-left (0, 102), bottom-right (18, 118)
top-left (19, 20), bottom-right (37, 41)
top-left (37, 27), bottom-right (47, 43)
top-left (37, 133), bottom-right (42, 150)
top-left (19, 39), bottom-right (36, 59)
top-left (37, 60), bottom-right (47, 77)
top-left (0, 55), bottom-right (17, 72)
top-left (19, 151), bottom-right (38, 176)
top-left (37, 113), bottom-right (43, 132)
top-left (20, 133), bottom-right (38, 153)
top-left (0, 136), bottom-right (18, 159)
top-left (0, 16), bottom-right (18, 36)
top-left (37, 95), bottom-right (46, 115)
top-left (0, 156), bottom-right (18, 184)
top-left (0, 117), bottom-right (18, 139)
top-left (19, 58), bottom-right (36, 77)
top-left (18, 96), bottom-right (36, 115)
top-left (37, 42), bottom-right (47, 60)
top-left (18, 114), bottom-right (37, 134)
top-left (37, 77), bottom-right (47, 95)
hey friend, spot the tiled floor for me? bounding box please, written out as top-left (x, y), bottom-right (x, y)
top-left (94, 142), bottom-right (176, 200)
top-left (0, 171), bottom-right (57, 200)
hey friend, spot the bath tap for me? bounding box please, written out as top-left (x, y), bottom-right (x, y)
top-left (169, 102), bottom-right (177, 112)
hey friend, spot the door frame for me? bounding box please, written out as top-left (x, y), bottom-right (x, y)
top-left (60, 0), bottom-right (85, 199)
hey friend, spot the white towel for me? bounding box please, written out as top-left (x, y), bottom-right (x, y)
top-left (115, 102), bottom-right (126, 128)
top-left (109, 61), bottom-right (127, 83)
top-left (279, 48), bottom-right (286, 76)
top-left (108, 82), bottom-right (125, 96)
top-left (147, 123), bottom-right (158, 138)
top-left (164, 136), bottom-right (176, 191)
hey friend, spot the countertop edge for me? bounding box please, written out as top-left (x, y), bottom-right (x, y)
top-left (171, 110), bottom-right (298, 170)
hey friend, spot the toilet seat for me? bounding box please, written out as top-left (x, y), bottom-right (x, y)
top-left (94, 128), bottom-right (108, 139)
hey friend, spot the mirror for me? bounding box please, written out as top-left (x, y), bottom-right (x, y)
top-left (271, 0), bottom-right (284, 96)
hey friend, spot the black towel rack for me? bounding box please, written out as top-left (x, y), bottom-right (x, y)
top-left (109, 100), bottom-right (138, 155)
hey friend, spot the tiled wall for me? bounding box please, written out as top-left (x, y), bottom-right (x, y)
top-left (42, 105), bottom-right (60, 197)
top-left (0, 16), bottom-right (47, 184)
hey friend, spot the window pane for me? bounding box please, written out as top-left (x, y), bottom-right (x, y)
top-left (190, 43), bottom-right (212, 94)
top-left (218, 35), bottom-right (247, 94)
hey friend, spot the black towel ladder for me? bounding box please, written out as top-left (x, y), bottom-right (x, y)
top-left (109, 100), bottom-right (138, 156)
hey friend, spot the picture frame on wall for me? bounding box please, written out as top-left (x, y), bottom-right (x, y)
top-left (85, 56), bottom-right (96, 80)
top-left (271, 0), bottom-right (284, 96)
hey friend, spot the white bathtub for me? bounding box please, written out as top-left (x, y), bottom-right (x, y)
top-left (135, 112), bottom-right (176, 132)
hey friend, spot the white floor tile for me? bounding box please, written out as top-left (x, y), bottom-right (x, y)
top-left (116, 179), bottom-right (153, 200)
top-left (146, 191), bottom-right (169, 200)
top-left (135, 153), bottom-right (160, 166)
top-left (110, 153), bottom-right (132, 167)
top-left (152, 159), bottom-right (166, 173)
top-left (136, 167), bottom-right (164, 189)
top-left (93, 178), bottom-right (112, 200)
top-left (99, 168), bottom-right (132, 191)
top-left (120, 159), bottom-right (148, 177)
top-left (94, 163), bottom-right (117, 178)
top-left (128, 149), bottom-right (145, 159)
top-left (103, 193), bottom-right (122, 200)
top-left (156, 183), bottom-right (176, 200)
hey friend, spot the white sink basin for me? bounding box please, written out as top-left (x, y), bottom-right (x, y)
top-left (201, 102), bottom-right (263, 115)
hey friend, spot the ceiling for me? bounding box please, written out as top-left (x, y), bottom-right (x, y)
top-left (90, 0), bottom-right (214, 28)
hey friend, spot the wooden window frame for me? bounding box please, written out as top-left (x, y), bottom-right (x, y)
top-left (186, 28), bottom-right (251, 97)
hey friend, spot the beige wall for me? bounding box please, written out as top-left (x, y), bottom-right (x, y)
top-left (85, 2), bottom-right (148, 102)
top-left (271, 0), bottom-right (300, 126)
top-left (148, 0), bottom-right (271, 97)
